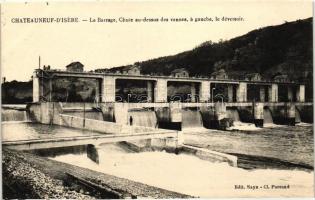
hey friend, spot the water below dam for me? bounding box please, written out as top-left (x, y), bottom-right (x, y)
top-left (2, 108), bottom-right (314, 197)
top-left (46, 143), bottom-right (313, 197)
top-left (184, 123), bottom-right (314, 168)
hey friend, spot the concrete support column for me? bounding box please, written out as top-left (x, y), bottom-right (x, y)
top-left (147, 81), bottom-right (153, 102)
top-left (268, 84), bottom-right (278, 102)
top-left (236, 82), bottom-right (247, 102)
top-left (215, 102), bottom-right (227, 120)
top-left (48, 79), bottom-right (53, 102)
top-left (214, 102), bottom-right (229, 130)
top-left (287, 86), bottom-right (293, 102)
top-left (228, 85), bottom-right (233, 102)
top-left (259, 87), bottom-right (265, 102)
top-left (33, 72), bottom-right (40, 102)
top-left (253, 102), bottom-right (264, 127)
top-left (101, 76), bottom-right (116, 102)
top-left (87, 144), bottom-right (99, 164)
top-left (286, 103), bottom-right (296, 126)
top-left (199, 81), bottom-right (210, 102)
top-left (191, 83), bottom-right (196, 102)
top-left (154, 79), bottom-right (167, 102)
top-left (114, 103), bottom-right (128, 125)
top-left (169, 102), bottom-right (182, 123)
top-left (296, 85), bottom-right (305, 102)
top-left (95, 80), bottom-right (100, 103)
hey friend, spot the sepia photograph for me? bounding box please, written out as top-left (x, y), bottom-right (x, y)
top-left (1, 1), bottom-right (314, 199)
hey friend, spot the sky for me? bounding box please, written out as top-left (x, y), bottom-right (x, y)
top-left (1, 1), bottom-right (313, 81)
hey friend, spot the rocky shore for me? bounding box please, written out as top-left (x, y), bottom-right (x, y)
top-left (3, 149), bottom-right (94, 199)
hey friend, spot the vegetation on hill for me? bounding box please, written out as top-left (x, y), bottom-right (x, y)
top-left (2, 18), bottom-right (313, 104)
top-left (105, 17), bottom-right (312, 83)
top-left (2, 80), bottom-right (33, 104)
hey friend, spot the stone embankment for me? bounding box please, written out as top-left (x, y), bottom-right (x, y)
top-left (3, 149), bottom-right (94, 199)
top-left (2, 148), bottom-right (191, 199)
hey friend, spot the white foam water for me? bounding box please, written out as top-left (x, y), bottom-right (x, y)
top-left (227, 121), bottom-right (262, 131)
top-left (127, 110), bottom-right (158, 128)
top-left (296, 122), bottom-right (313, 127)
top-left (181, 127), bottom-right (209, 133)
top-left (51, 145), bottom-right (314, 198)
top-left (263, 123), bottom-right (286, 128)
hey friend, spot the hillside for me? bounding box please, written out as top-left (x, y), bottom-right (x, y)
top-left (103, 17), bottom-right (312, 82)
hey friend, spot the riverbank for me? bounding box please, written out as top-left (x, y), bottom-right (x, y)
top-left (2, 148), bottom-right (191, 199)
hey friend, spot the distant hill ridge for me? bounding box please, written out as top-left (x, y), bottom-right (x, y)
top-left (97, 17), bottom-right (312, 82)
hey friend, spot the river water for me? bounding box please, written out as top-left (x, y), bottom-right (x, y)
top-left (2, 109), bottom-right (314, 197)
top-left (49, 143), bottom-right (314, 198)
top-left (183, 123), bottom-right (314, 168)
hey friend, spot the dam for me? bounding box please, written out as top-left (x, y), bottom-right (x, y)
top-left (2, 66), bottom-right (314, 198)
top-left (30, 68), bottom-right (312, 129)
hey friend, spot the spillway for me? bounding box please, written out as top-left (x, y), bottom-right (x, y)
top-left (263, 108), bottom-right (274, 124)
top-left (2, 109), bottom-right (29, 122)
top-left (295, 108), bottom-right (301, 123)
top-left (226, 108), bottom-right (240, 122)
top-left (127, 110), bottom-right (158, 128)
top-left (182, 109), bottom-right (203, 128)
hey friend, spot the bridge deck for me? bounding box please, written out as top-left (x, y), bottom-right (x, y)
top-left (38, 69), bottom-right (301, 85)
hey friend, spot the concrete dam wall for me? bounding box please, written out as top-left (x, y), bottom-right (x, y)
top-left (25, 102), bottom-right (312, 133)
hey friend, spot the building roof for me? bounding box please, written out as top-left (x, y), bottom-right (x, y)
top-left (66, 62), bottom-right (84, 68)
top-left (123, 65), bottom-right (140, 71)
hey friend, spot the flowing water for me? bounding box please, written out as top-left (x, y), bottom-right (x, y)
top-left (295, 108), bottom-right (301, 123)
top-left (182, 109), bottom-right (203, 128)
top-left (127, 110), bottom-right (158, 128)
top-left (226, 108), bottom-right (261, 131)
top-left (49, 143), bottom-right (314, 198)
top-left (264, 108), bottom-right (274, 124)
top-left (184, 124), bottom-right (314, 167)
top-left (2, 109), bottom-right (29, 122)
top-left (2, 110), bottom-right (314, 197)
top-left (227, 108), bottom-right (241, 122)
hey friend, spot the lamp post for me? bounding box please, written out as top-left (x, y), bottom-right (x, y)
top-left (127, 94), bottom-right (131, 103)
top-left (211, 88), bottom-right (215, 115)
top-left (211, 88), bottom-right (216, 104)
top-left (187, 94), bottom-right (192, 102)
